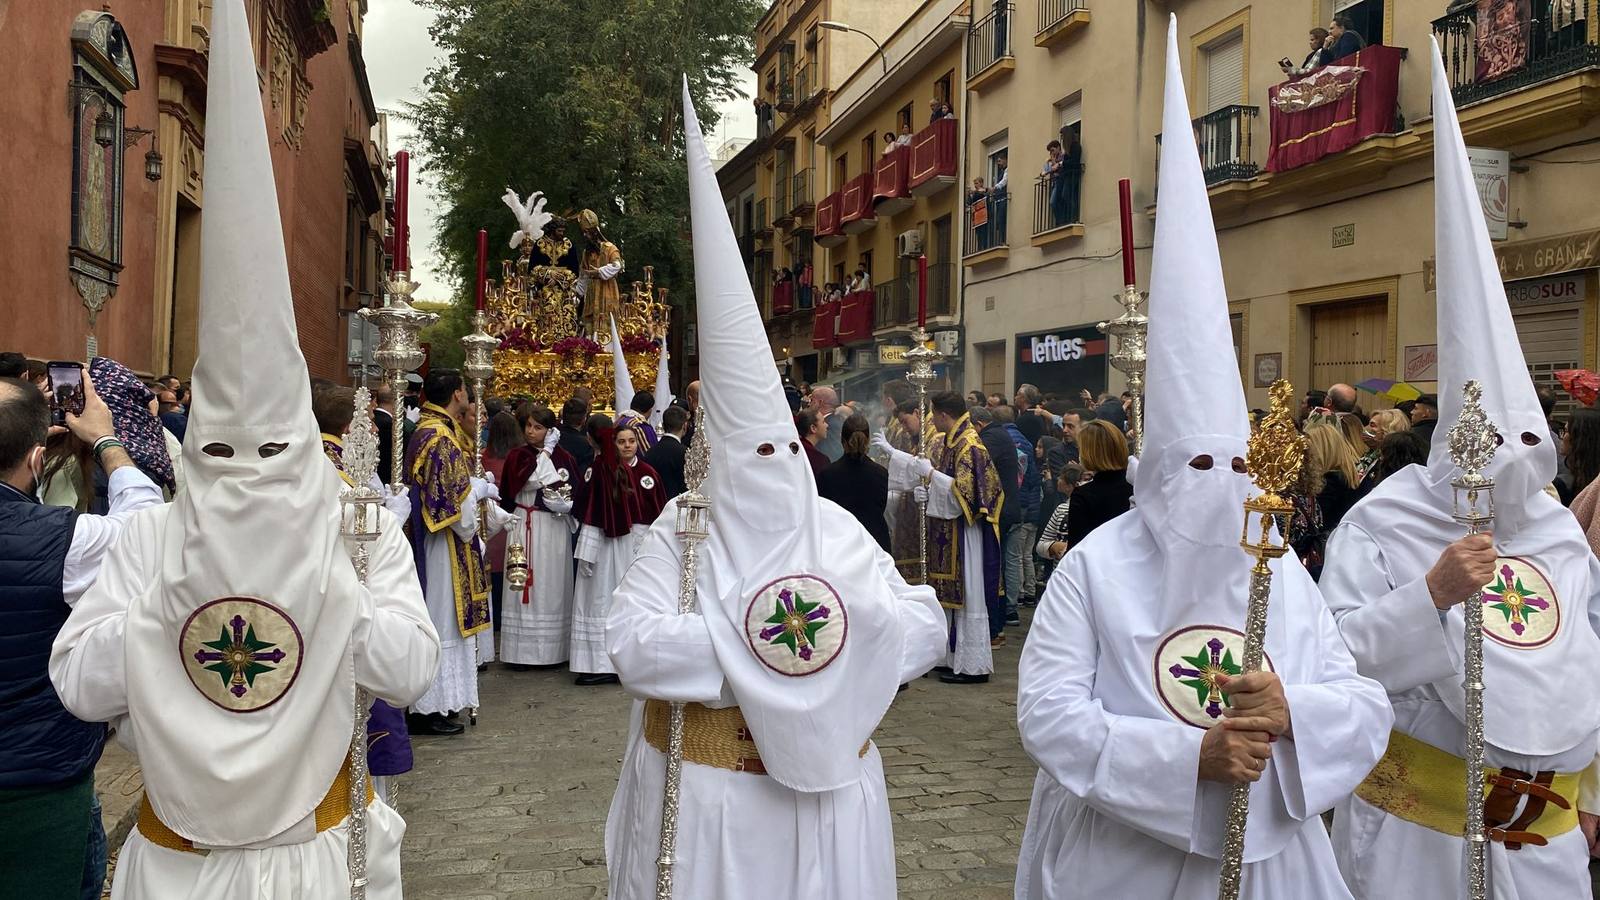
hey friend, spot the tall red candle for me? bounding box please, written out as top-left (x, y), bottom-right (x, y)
top-left (1118, 178), bottom-right (1135, 287)
top-left (474, 229), bottom-right (488, 310)
top-left (917, 254), bottom-right (928, 329)
top-left (394, 151), bottom-right (410, 273)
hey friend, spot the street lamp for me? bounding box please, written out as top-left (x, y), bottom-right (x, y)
top-left (819, 20), bottom-right (888, 74)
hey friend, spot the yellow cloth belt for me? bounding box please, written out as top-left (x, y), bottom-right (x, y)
top-left (1355, 729), bottom-right (1580, 842)
top-left (643, 700), bottom-right (869, 776)
top-left (136, 755), bottom-right (374, 855)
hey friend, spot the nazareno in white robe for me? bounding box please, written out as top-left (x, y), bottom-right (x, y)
top-left (498, 452), bottom-right (576, 665)
top-left (1013, 515), bottom-right (1393, 900)
top-left (887, 451), bottom-right (993, 676)
top-left (602, 499), bottom-right (949, 899)
top-left (50, 507), bottom-right (438, 899)
top-left (1321, 521), bottom-right (1600, 900)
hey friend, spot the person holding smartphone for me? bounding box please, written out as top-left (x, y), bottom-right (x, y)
top-left (1280, 26), bottom-right (1331, 77)
top-left (0, 370), bottom-right (163, 897)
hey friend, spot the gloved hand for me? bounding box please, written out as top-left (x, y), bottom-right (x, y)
top-left (470, 477), bottom-right (501, 505)
top-left (543, 495), bottom-right (574, 515)
top-left (912, 484), bottom-right (929, 505)
top-left (871, 431), bottom-right (894, 456)
top-left (383, 486), bottom-right (412, 522)
top-left (911, 455), bottom-right (934, 479)
top-left (579, 560), bottom-right (597, 578)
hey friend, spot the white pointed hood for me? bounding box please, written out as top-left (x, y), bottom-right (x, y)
top-left (1334, 40), bottom-right (1600, 758)
top-left (1137, 15), bottom-right (1252, 550)
top-left (130, 0), bottom-right (358, 846)
top-left (609, 315), bottom-right (633, 412)
top-left (683, 80), bottom-right (902, 792)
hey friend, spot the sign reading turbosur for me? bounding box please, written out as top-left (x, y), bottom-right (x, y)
top-left (1014, 325), bottom-right (1109, 399)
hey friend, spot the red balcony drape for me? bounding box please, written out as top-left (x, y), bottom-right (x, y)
top-left (811, 300), bottom-right (839, 348)
top-left (815, 192), bottom-right (841, 238)
top-left (1266, 45), bottom-right (1403, 173)
top-left (838, 173), bottom-right (875, 225)
top-left (909, 118), bottom-right (958, 190)
top-left (873, 146), bottom-right (910, 204)
top-left (773, 280), bottom-right (795, 316)
top-left (836, 291), bottom-right (875, 343)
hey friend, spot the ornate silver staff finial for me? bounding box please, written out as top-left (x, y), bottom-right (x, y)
top-left (904, 326), bottom-right (943, 585)
top-left (1098, 284), bottom-right (1148, 454)
top-left (338, 385), bottom-right (384, 900)
top-left (656, 405), bottom-right (713, 899)
top-left (1446, 379), bottom-right (1498, 900)
top-left (361, 277), bottom-right (437, 490)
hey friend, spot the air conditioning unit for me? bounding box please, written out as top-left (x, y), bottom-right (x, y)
top-left (896, 229), bottom-right (924, 259)
top-left (934, 330), bottom-right (961, 358)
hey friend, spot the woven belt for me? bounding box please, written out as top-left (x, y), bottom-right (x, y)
top-left (136, 754), bottom-right (374, 855)
top-left (643, 700), bottom-right (869, 775)
top-left (1355, 729), bottom-right (1580, 849)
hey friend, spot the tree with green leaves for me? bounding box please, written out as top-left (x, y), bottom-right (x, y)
top-left (407, 0), bottom-right (763, 362)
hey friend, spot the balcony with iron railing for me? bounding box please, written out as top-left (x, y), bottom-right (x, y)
top-left (873, 264), bottom-right (955, 331)
top-left (967, 3), bottom-right (1016, 91)
top-left (1035, 0), bottom-right (1089, 49)
top-left (790, 168), bottom-right (815, 217)
top-left (792, 64), bottom-right (823, 111)
top-left (964, 189), bottom-right (1010, 264)
top-left (776, 61), bottom-right (797, 111)
top-left (754, 198), bottom-right (772, 237)
top-left (773, 166), bottom-right (794, 227)
top-left (909, 116), bottom-right (959, 197)
top-left (1157, 104), bottom-right (1260, 189)
top-left (1032, 164), bottom-right (1083, 244)
top-left (1433, 1), bottom-right (1599, 109)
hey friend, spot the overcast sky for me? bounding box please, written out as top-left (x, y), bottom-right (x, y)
top-left (364, 1), bottom-right (756, 302)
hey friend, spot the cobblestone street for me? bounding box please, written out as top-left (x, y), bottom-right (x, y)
top-left (397, 618), bottom-right (1038, 899)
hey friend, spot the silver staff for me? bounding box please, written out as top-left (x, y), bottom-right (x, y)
top-left (1217, 379), bottom-right (1304, 900)
top-left (656, 406), bottom-right (712, 899)
top-left (360, 275), bottom-right (436, 489)
top-left (338, 385), bottom-right (384, 900)
top-left (460, 308), bottom-right (498, 728)
top-left (904, 325), bottom-right (943, 584)
top-left (1098, 283), bottom-right (1148, 454)
top-left (1448, 380), bottom-right (1498, 900)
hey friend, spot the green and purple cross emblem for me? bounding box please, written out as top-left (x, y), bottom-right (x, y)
top-left (758, 588), bottom-right (832, 661)
top-left (193, 614), bottom-right (287, 699)
top-left (1167, 637), bottom-right (1242, 720)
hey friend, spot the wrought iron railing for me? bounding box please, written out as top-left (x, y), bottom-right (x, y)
top-left (968, 3), bottom-right (1015, 77)
top-left (754, 198), bottom-right (770, 234)
top-left (1158, 105), bottom-right (1259, 186)
top-left (965, 189), bottom-right (1010, 255)
top-left (774, 164), bottom-right (792, 219)
top-left (873, 263), bottom-right (956, 328)
top-left (791, 168), bottom-right (814, 213)
top-left (1432, 1), bottom-right (1599, 107)
top-left (1033, 163), bottom-right (1083, 234)
top-left (1037, 0), bottom-right (1087, 35)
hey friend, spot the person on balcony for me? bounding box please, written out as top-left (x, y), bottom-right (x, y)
top-left (882, 132), bottom-right (897, 157)
top-left (1325, 14), bottom-right (1365, 63)
top-left (896, 127), bottom-right (913, 148)
top-left (969, 176), bottom-right (991, 251)
top-left (991, 152), bottom-right (1010, 245)
top-left (929, 97), bottom-right (952, 123)
top-left (1280, 27), bottom-right (1331, 77)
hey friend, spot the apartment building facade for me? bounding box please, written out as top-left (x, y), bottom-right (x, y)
top-left (960, 0), bottom-right (1600, 413)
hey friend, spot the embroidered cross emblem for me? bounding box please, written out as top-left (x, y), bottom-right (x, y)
top-left (193, 614), bottom-right (287, 699)
top-left (1167, 637), bottom-right (1241, 720)
top-left (757, 588), bottom-right (832, 661)
top-left (1483, 564), bottom-right (1550, 638)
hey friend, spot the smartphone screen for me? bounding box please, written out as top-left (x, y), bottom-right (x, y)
top-left (47, 361), bottom-right (85, 427)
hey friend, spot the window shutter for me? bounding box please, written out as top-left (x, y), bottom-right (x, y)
top-left (1204, 32), bottom-right (1245, 112)
top-left (1057, 96), bottom-right (1082, 129)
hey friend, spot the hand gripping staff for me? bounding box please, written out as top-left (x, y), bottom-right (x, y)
top-left (1447, 380), bottom-right (1499, 900)
top-left (656, 406), bottom-right (712, 899)
top-left (337, 386), bottom-right (384, 899)
top-left (1216, 380), bottom-right (1305, 900)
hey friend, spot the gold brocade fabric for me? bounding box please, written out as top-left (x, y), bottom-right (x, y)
top-left (1354, 729), bottom-right (1580, 840)
top-left (1271, 65), bottom-right (1365, 114)
top-left (921, 416), bottom-right (1002, 609)
top-left (410, 405), bottom-right (492, 638)
top-left (135, 753), bottom-right (375, 854)
top-left (642, 700), bottom-right (870, 775)
top-left (583, 241), bottom-right (624, 333)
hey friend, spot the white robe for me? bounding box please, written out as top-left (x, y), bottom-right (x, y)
top-left (1322, 526), bottom-right (1600, 900)
top-left (414, 498), bottom-right (511, 716)
top-left (887, 454), bottom-right (993, 675)
top-left (499, 466), bottom-right (576, 665)
top-left (571, 523), bottom-right (649, 673)
top-left (1014, 518), bottom-right (1393, 900)
top-left (50, 509), bottom-right (437, 899)
top-left (602, 505), bottom-right (948, 899)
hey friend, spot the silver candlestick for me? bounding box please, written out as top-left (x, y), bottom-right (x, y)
top-left (360, 274), bottom-right (437, 490)
top-left (338, 385), bottom-right (384, 900)
top-left (655, 406), bottom-right (712, 900)
top-left (904, 326), bottom-right (944, 585)
top-left (1098, 284), bottom-right (1148, 454)
top-left (460, 308), bottom-right (498, 728)
top-left (1447, 380), bottom-right (1498, 900)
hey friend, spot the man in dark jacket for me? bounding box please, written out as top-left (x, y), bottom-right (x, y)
top-left (996, 406), bottom-right (1041, 619)
top-left (1326, 13), bottom-right (1365, 62)
top-left (0, 375), bottom-right (162, 896)
top-left (643, 405), bottom-right (689, 499)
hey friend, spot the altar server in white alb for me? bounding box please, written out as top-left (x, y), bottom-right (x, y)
top-left (1011, 17), bottom-right (1393, 900)
top-left (601, 82), bottom-right (949, 900)
top-left (48, 1), bottom-right (440, 896)
top-left (1321, 39), bottom-right (1600, 900)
